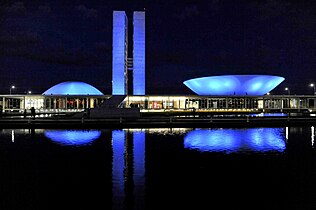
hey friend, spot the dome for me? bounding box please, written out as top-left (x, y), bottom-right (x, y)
top-left (42, 81), bottom-right (104, 95)
top-left (183, 75), bottom-right (285, 96)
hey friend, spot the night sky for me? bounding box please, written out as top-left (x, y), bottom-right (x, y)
top-left (1, 0), bottom-right (316, 95)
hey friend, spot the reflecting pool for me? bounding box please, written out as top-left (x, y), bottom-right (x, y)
top-left (0, 126), bottom-right (316, 210)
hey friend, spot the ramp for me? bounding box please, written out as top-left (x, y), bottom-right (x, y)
top-left (99, 95), bottom-right (127, 108)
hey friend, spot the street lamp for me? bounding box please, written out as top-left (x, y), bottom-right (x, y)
top-left (285, 87), bottom-right (290, 95)
top-left (28, 91), bottom-right (32, 94)
top-left (310, 83), bottom-right (315, 95)
top-left (9, 85), bottom-right (15, 95)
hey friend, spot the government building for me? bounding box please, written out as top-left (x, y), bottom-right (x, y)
top-left (1, 10), bottom-right (316, 116)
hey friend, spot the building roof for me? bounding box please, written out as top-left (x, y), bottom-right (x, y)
top-left (42, 81), bottom-right (103, 95)
top-left (183, 75), bottom-right (285, 96)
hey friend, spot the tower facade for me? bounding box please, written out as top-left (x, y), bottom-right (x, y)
top-left (112, 11), bottom-right (145, 96)
top-left (112, 11), bottom-right (128, 95)
top-left (133, 11), bottom-right (145, 95)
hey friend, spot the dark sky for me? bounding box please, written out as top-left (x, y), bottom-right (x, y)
top-left (1, 0), bottom-right (316, 95)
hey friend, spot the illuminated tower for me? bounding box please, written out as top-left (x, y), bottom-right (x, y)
top-left (133, 11), bottom-right (145, 95)
top-left (112, 11), bottom-right (128, 95)
top-left (112, 10), bottom-right (145, 96)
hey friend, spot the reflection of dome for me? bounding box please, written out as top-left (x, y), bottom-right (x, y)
top-left (183, 75), bottom-right (284, 96)
top-left (42, 81), bottom-right (103, 95)
top-left (184, 128), bottom-right (285, 153)
top-left (44, 130), bottom-right (101, 146)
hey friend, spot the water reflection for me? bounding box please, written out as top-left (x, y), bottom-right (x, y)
top-left (250, 113), bottom-right (288, 117)
top-left (44, 130), bottom-right (101, 146)
top-left (112, 130), bottom-right (125, 209)
top-left (11, 130), bottom-right (14, 143)
top-left (184, 128), bottom-right (286, 153)
top-left (2, 127), bottom-right (316, 209)
top-left (128, 128), bottom-right (191, 135)
top-left (312, 126), bottom-right (315, 147)
top-left (112, 129), bottom-right (146, 210)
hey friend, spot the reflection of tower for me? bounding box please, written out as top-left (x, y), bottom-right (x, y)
top-left (112, 130), bottom-right (125, 209)
top-left (112, 11), bottom-right (145, 96)
top-left (112, 129), bottom-right (145, 209)
top-left (132, 131), bottom-right (145, 208)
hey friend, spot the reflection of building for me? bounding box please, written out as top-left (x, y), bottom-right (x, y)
top-left (44, 130), bottom-right (101, 146)
top-left (184, 128), bottom-right (286, 153)
top-left (112, 129), bottom-right (145, 209)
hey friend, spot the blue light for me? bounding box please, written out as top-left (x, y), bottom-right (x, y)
top-left (112, 11), bottom-right (128, 95)
top-left (133, 131), bottom-right (145, 174)
top-left (183, 75), bottom-right (285, 96)
top-left (133, 11), bottom-right (146, 95)
top-left (112, 130), bottom-right (125, 199)
top-left (184, 128), bottom-right (286, 153)
top-left (44, 130), bottom-right (101, 146)
top-left (250, 113), bottom-right (288, 117)
top-left (42, 81), bottom-right (103, 95)
top-left (133, 131), bottom-right (145, 198)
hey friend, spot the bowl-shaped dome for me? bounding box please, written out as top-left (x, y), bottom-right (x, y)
top-left (42, 81), bottom-right (103, 95)
top-left (183, 75), bottom-right (284, 96)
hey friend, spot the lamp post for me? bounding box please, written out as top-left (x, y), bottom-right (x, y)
top-left (285, 87), bottom-right (290, 95)
top-left (9, 85), bottom-right (15, 95)
top-left (310, 83), bottom-right (315, 95)
top-left (28, 91), bottom-right (32, 94)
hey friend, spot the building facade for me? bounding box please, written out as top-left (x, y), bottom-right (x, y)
top-left (112, 11), bottom-right (128, 95)
top-left (133, 11), bottom-right (146, 95)
top-left (1, 94), bottom-right (316, 115)
top-left (112, 10), bottom-right (145, 96)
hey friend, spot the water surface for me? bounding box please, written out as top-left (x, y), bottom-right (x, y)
top-left (0, 126), bottom-right (315, 210)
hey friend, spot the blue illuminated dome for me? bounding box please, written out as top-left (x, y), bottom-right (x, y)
top-left (183, 75), bottom-right (285, 96)
top-left (42, 81), bottom-right (103, 95)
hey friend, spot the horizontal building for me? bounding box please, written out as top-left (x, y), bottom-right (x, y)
top-left (1, 94), bottom-right (316, 115)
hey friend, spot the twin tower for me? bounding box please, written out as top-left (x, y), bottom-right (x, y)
top-left (112, 11), bottom-right (145, 96)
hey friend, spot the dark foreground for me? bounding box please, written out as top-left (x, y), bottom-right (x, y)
top-left (0, 127), bottom-right (316, 210)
